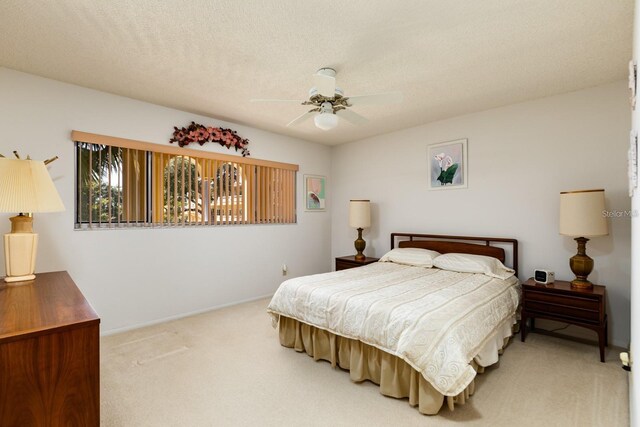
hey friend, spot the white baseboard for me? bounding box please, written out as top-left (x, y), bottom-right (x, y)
top-left (100, 293), bottom-right (274, 336)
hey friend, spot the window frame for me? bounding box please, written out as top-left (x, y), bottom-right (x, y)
top-left (72, 130), bottom-right (298, 229)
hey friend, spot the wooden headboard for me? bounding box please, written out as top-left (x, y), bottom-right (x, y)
top-left (391, 233), bottom-right (519, 276)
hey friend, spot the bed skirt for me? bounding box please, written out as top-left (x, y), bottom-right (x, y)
top-left (278, 316), bottom-right (513, 415)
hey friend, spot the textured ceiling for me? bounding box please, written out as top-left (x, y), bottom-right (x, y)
top-left (0, 0), bottom-right (633, 145)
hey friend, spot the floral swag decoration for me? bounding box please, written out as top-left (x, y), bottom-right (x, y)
top-left (170, 121), bottom-right (250, 157)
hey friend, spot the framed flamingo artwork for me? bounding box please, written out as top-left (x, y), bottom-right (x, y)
top-left (304, 175), bottom-right (326, 211)
top-left (427, 139), bottom-right (468, 190)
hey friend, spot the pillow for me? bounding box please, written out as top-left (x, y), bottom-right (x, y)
top-left (433, 253), bottom-right (515, 279)
top-left (379, 248), bottom-right (441, 267)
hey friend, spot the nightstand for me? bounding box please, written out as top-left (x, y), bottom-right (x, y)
top-left (521, 278), bottom-right (607, 362)
top-left (335, 255), bottom-right (379, 271)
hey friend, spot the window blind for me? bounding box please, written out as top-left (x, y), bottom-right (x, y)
top-left (73, 131), bottom-right (298, 228)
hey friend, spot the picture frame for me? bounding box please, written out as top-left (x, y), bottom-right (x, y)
top-left (304, 174), bottom-right (326, 211)
top-left (427, 139), bottom-right (468, 190)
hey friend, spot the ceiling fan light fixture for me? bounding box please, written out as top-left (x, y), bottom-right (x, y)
top-left (314, 112), bottom-right (338, 131)
top-left (253, 68), bottom-right (402, 131)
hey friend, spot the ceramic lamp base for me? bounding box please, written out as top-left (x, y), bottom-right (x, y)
top-left (354, 227), bottom-right (366, 261)
top-left (4, 274), bottom-right (36, 283)
top-left (569, 237), bottom-right (594, 290)
top-left (4, 232), bottom-right (38, 283)
top-left (570, 278), bottom-right (593, 290)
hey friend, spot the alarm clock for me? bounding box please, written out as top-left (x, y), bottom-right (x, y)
top-left (534, 269), bottom-right (555, 284)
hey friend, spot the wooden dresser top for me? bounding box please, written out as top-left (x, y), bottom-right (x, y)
top-left (0, 271), bottom-right (100, 343)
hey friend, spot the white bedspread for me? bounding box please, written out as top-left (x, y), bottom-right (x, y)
top-left (267, 262), bottom-right (520, 396)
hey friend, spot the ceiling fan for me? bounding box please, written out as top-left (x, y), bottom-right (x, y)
top-left (250, 68), bottom-right (403, 131)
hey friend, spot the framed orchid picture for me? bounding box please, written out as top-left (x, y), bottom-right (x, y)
top-left (304, 175), bottom-right (326, 211)
top-left (427, 139), bottom-right (468, 190)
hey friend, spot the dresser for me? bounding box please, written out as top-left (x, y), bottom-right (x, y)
top-left (0, 271), bottom-right (100, 426)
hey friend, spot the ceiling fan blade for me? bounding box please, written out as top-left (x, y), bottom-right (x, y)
top-left (336, 109), bottom-right (369, 125)
top-left (314, 73), bottom-right (336, 97)
top-left (286, 110), bottom-right (317, 127)
top-left (250, 98), bottom-right (304, 103)
top-left (345, 91), bottom-right (403, 106)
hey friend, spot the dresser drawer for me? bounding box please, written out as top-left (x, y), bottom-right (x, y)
top-left (524, 289), bottom-right (600, 311)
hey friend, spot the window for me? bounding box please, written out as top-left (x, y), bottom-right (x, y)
top-left (73, 131), bottom-right (298, 228)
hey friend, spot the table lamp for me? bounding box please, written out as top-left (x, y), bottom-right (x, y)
top-left (559, 189), bottom-right (608, 289)
top-left (0, 156), bottom-right (64, 283)
top-left (349, 200), bottom-right (370, 261)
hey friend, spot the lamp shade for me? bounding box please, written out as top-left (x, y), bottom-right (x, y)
top-left (314, 112), bottom-right (338, 131)
top-left (0, 158), bottom-right (65, 213)
top-left (559, 189), bottom-right (607, 237)
top-left (349, 200), bottom-right (370, 228)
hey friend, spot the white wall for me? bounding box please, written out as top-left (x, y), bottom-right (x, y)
top-left (331, 81), bottom-right (631, 347)
top-left (0, 67), bottom-right (332, 333)
top-left (1, 67), bottom-right (631, 347)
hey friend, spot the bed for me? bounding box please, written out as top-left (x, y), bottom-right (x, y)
top-left (267, 233), bottom-right (520, 415)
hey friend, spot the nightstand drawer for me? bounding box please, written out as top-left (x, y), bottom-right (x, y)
top-left (524, 289), bottom-right (600, 311)
top-left (336, 259), bottom-right (356, 270)
top-left (335, 256), bottom-right (379, 271)
top-left (525, 300), bottom-right (600, 322)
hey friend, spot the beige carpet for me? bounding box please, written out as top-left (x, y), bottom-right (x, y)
top-left (101, 298), bottom-right (629, 427)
